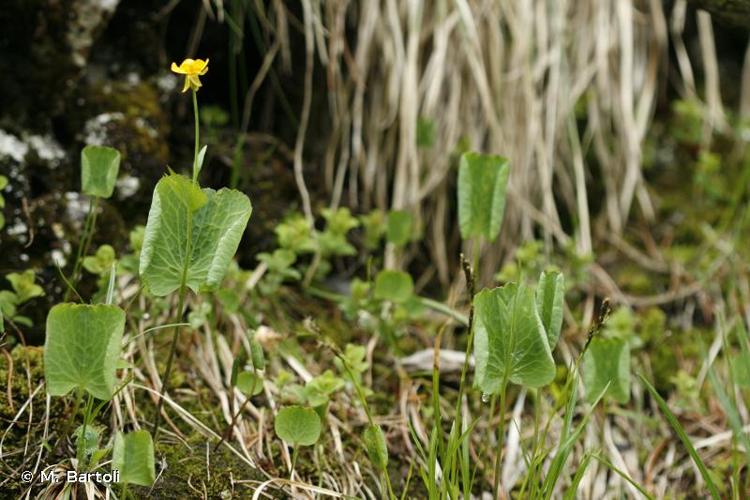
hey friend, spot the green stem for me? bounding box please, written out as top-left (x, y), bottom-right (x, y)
top-left (492, 381), bottom-right (508, 499)
top-left (76, 392), bottom-right (94, 470)
top-left (56, 388), bottom-right (83, 455)
top-left (192, 89), bottom-right (200, 184)
top-left (65, 196), bottom-right (99, 301)
top-left (151, 282), bottom-right (188, 438)
top-left (121, 481), bottom-right (129, 500)
top-left (383, 466), bottom-right (395, 500)
top-left (152, 211), bottom-right (193, 437)
top-left (290, 447), bottom-right (299, 478)
top-left (214, 365), bottom-right (259, 452)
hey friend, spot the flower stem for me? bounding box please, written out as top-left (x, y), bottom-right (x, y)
top-left (152, 282), bottom-right (187, 438)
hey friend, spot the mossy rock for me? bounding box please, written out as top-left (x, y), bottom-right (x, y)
top-left (0, 0), bottom-right (118, 130)
top-left (129, 434), bottom-right (268, 499)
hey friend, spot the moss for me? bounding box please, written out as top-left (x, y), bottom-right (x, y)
top-left (0, 345), bottom-right (67, 496)
top-left (130, 433), bottom-right (268, 499)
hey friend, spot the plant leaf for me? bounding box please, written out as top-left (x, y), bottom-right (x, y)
top-left (73, 424), bottom-right (102, 460)
top-left (640, 374), bottom-right (721, 500)
top-left (236, 371), bottom-right (264, 396)
top-left (274, 406), bottom-right (322, 446)
top-left (196, 145), bottom-right (208, 175)
top-left (583, 337), bottom-right (630, 404)
top-left (386, 210), bottom-right (414, 246)
top-left (536, 270), bottom-right (565, 348)
top-left (473, 283), bottom-right (555, 392)
top-left (457, 152), bottom-right (509, 241)
top-left (112, 430), bottom-right (156, 486)
top-left (374, 270), bottom-right (414, 303)
top-left (6, 270), bottom-right (44, 303)
top-left (81, 145), bottom-right (121, 198)
top-left (139, 173), bottom-right (252, 296)
top-left (44, 304), bottom-right (125, 400)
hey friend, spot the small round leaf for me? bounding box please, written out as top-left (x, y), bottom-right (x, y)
top-left (274, 406), bottom-right (322, 447)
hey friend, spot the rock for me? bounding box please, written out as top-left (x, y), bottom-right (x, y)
top-left (0, 0), bottom-right (120, 130)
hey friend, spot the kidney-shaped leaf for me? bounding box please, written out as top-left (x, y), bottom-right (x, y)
top-left (140, 173), bottom-right (252, 296)
top-left (81, 145), bottom-right (121, 198)
top-left (44, 303), bottom-right (125, 400)
top-left (374, 270), bottom-right (414, 303)
top-left (583, 337), bottom-right (630, 404)
top-left (536, 270), bottom-right (565, 349)
top-left (473, 283), bottom-right (555, 393)
top-left (112, 430), bottom-right (156, 486)
top-left (274, 406), bottom-right (321, 447)
top-left (457, 152), bottom-right (509, 242)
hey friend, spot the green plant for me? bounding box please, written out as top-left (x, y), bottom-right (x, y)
top-left (473, 273), bottom-right (564, 497)
top-left (583, 337), bottom-right (630, 404)
top-left (65, 145), bottom-right (121, 300)
top-left (640, 374), bottom-right (721, 499)
top-left (112, 430), bottom-right (156, 498)
top-left (360, 209), bottom-right (387, 249)
top-left (43, 301), bottom-right (134, 472)
top-left (140, 60), bottom-right (252, 436)
top-left (386, 210), bottom-right (415, 247)
top-left (374, 270), bottom-right (414, 304)
top-left (457, 152), bottom-right (509, 269)
top-left (0, 270), bottom-right (44, 327)
top-left (274, 405), bottom-right (322, 476)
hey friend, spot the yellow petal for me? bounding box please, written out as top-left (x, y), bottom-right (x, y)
top-left (171, 62), bottom-right (186, 74)
top-left (189, 75), bottom-right (202, 91)
top-left (181, 76), bottom-right (191, 93)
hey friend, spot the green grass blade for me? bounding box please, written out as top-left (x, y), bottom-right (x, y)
top-left (707, 368), bottom-right (750, 467)
top-left (591, 453), bottom-right (653, 499)
top-left (563, 453), bottom-right (593, 500)
top-left (639, 374), bottom-right (721, 500)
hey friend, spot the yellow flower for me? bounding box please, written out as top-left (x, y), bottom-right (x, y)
top-left (170, 58), bottom-right (209, 93)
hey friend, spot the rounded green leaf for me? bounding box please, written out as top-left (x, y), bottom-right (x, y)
top-left (112, 430), bottom-right (155, 486)
top-left (81, 145), bottom-right (121, 198)
top-left (374, 270), bottom-right (414, 303)
top-left (139, 173), bottom-right (252, 296)
top-left (236, 371), bottom-right (264, 396)
top-left (457, 152), bottom-right (509, 241)
top-left (6, 270), bottom-right (44, 303)
top-left (44, 303), bottom-right (125, 400)
top-left (473, 283), bottom-right (555, 393)
top-left (386, 210), bottom-right (414, 246)
top-left (583, 337), bottom-right (630, 404)
top-left (274, 406), bottom-right (322, 446)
